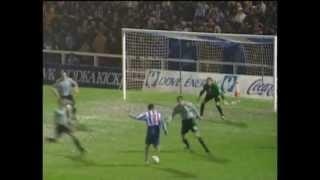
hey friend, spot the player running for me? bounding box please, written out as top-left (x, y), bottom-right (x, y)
top-left (129, 104), bottom-right (168, 164)
top-left (46, 99), bottom-right (86, 154)
top-left (52, 70), bottom-right (79, 121)
top-left (171, 96), bottom-right (210, 153)
top-left (198, 77), bottom-right (225, 120)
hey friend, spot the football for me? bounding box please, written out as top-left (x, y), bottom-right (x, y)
top-left (151, 155), bottom-right (160, 164)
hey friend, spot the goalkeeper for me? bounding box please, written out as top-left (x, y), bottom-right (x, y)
top-left (198, 77), bottom-right (225, 120)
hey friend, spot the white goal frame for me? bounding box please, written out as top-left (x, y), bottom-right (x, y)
top-left (122, 28), bottom-right (277, 112)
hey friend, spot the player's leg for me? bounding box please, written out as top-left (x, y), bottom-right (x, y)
top-left (65, 104), bottom-right (73, 125)
top-left (192, 126), bottom-right (210, 153)
top-left (46, 125), bottom-right (63, 142)
top-left (200, 96), bottom-right (213, 117)
top-left (144, 144), bottom-right (151, 164)
top-left (214, 97), bottom-right (225, 119)
top-left (181, 120), bottom-right (191, 149)
top-left (65, 128), bottom-right (86, 153)
top-left (181, 133), bottom-right (190, 150)
top-left (153, 126), bottom-right (161, 153)
top-left (69, 95), bottom-right (77, 120)
top-left (145, 127), bottom-right (153, 164)
top-left (150, 126), bottom-right (161, 161)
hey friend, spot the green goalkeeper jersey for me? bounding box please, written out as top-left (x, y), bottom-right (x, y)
top-left (211, 83), bottom-right (221, 97)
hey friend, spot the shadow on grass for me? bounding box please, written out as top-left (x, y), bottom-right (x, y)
top-left (62, 154), bottom-right (145, 167)
top-left (119, 149), bottom-right (179, 154)
top-left (53, 153), bottom-right (197, 178)
top-left (211, 119), bottom-right (248, 128)
top-left (151, 166), bottom-right (197, 178)
top-left (188, 151), bottom-right (230, 164)
top-left (74, 124), bottom-right (92, 132)
top-left (119, 149), bottom-right (230, 164)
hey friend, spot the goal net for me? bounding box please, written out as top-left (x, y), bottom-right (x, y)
top-left (122, 28), bottom-right (277, 111)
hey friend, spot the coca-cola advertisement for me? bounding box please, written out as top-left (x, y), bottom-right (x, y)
top-left (247, 79), bottom-right (274, 97)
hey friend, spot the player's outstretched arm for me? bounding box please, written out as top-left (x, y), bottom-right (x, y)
top-left (128, 114), bottom-right (137, 119)
top-left (128, 112), bottom-right (146, 122)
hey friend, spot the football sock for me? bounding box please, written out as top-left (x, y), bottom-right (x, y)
top-left (200, 103), bottom-right (205, 116)
top-left (216, 105), bottom-right (224, 117)
top-left (198, 137), bottom-right (210, 153)
top-left (70, 135), bottom-right (85, 152)
top-left (182, 138), bottom-right (190, 149)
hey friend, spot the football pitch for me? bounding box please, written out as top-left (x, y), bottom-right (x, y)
top-left (43, 85), bottom-right (277, 180)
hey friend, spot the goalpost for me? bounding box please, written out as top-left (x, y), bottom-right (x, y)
top-left (122, 28), bottom-right (277, 112)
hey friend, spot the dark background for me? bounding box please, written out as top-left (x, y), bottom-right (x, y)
top-left (2, 1), bottom-right (311, 180)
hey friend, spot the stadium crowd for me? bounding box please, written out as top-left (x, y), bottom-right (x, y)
top-left (43, 1), bottom-right (277, 54)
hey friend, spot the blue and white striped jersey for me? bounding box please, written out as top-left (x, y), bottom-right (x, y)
top-left (135, 110), bottom-right (162, 127)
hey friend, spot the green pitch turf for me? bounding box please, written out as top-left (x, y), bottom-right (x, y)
top-left (43, 85), bottom-right (277, 180)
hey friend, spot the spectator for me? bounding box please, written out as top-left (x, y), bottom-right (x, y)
top-left (65, 32), bottom-right (75, 50)
top-left (252, 18), bottom-right (264, 35)
top-left (78, 19), bottom-right (88, 36)
top-left (210, 7), bottom-right (225, 26)
top-left (44, 36), bottom-right (53, 50)
top-left (232, 6), bottom-right (247, 24)
top-left (66, 54), bottom-right (80, 65)
top-left (92, 31), bottom-right (107, 53)
top-left (43, 1), bottom-right (277, 53)
top-left (45, 6), bottom-right (56, 30)
top-left (98, 21), bottom-right (107, 32)
top-left (257, 1), bottom-right (266, 15)
top-left (222, 21), bottom-right (233, 33)
top-left (79, 40), bottom-right (91, 52)
top-left (214, 25), bottom-right (222, 33)
top-left (206, 18), bottom-right (215, 32)
top-left (194, 2), bottom-right (209, 20)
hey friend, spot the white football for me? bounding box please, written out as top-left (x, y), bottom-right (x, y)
top-left (151, 155), bottom-right (160, 164)
top-left (66, 104), bottom-right (72, 110)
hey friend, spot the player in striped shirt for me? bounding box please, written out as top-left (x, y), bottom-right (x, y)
top-left (129, 104), bottom-right (168, 164)
top-left (171, 96), bottom-right (210, 153)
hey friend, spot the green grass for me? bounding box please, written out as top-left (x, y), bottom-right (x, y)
top-left (43, 85), bottom-right (277, 180)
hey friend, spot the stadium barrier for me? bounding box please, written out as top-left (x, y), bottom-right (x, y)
top-left (43, 64), bottom-right (122, 89)
top-left (143, 69), bottom-right (273, 99)
top-left (43, 49), bottom-right (122, 88)
top-left (43, 49), bottom-right (273, 95)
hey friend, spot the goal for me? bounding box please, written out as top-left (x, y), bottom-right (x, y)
top-left (122, 28), bottom-right (277, 112)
